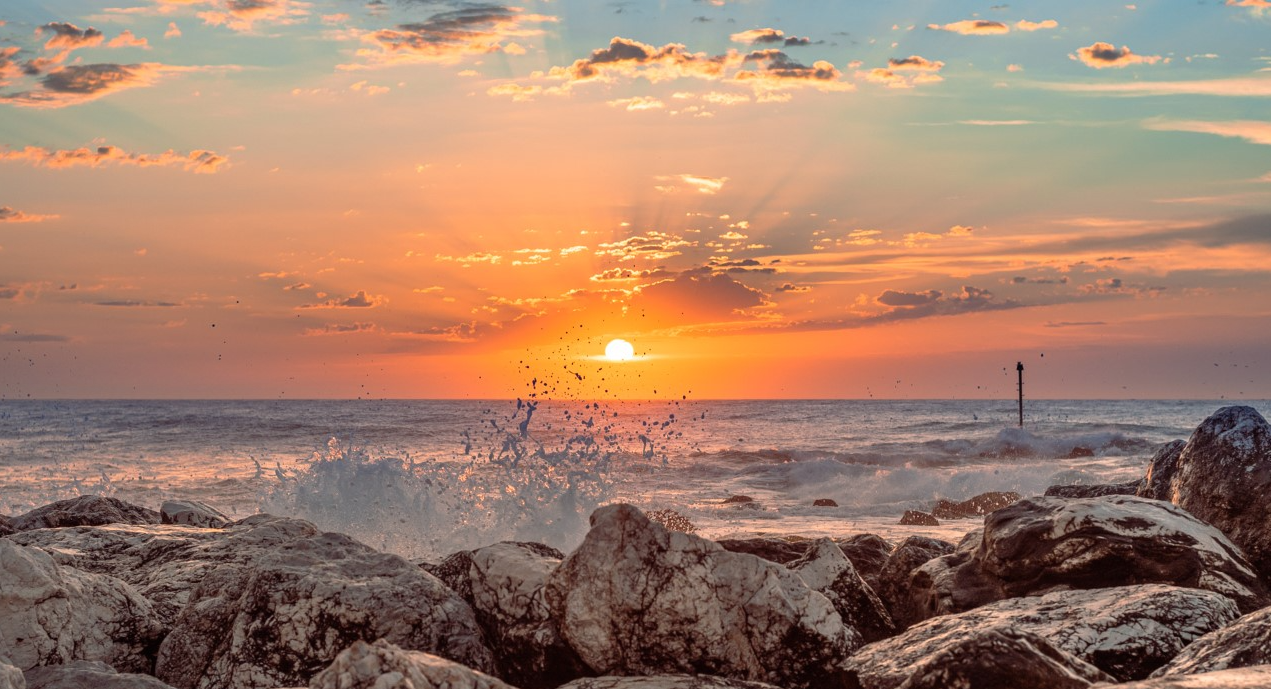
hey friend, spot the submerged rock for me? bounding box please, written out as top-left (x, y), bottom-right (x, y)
top-left (1044, 480), bottom-right (1142, 499)
top-left (10, 496), bottom-right (159, 531)
top-left (1137, 440), bottom-right (1186, 501)
top-left (898, 511), bottom-right (938, 526)
top-left (787, 538), bottom-right (895, 643)
top-left (845, 584), bottom-right (1239, 686)
top-left (874, 535), bottom-right (955, 630)
top-left (159, 500), bottom-right (229, 529)
top-left (1152, 605), bottom-right (1271, 677)
top-left (309, 639), bottom-right (512, 689)
top-left (558, 677), bottom-right (784, 689)
top-left (23, 661), bottom-right (178, 689)
top-left (1169, 406), bottom-right (1271, 582)
top-left (1091, 666), bottom-right (1271, 689)
top-left (891, 627), bottom-right (1114, 689)
top-left (929, 491), bottom-right (1020, 520)
top-left (546, 504), bottom-right (857, 689)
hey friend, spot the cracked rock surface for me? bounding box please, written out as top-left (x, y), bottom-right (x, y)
top-left (0, 657), bottom-right (22, 689)
top-left (23, 660), bottom-right (178, 689)
top-left (787, 538), bottom-right (895, 643)
top-left (891, 626), bottom-right (1114, 689)
top-left (558, 676), bottom-right (785, 689)
top-left (159, 501), bottom-right (229, 529)
top-left (309, 639), bottom-right (511, 689)
top-left (9, 496), bottom-right (159, 532)
top-left (874, 536), bottom-right (955, 630)
top-left (1152, 605), bottom-right (1271, 678)
top-left (1091, 666), bottom-right (1271, 688)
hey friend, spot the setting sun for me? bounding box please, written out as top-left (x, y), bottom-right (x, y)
top-left (604, 339), bottom-right (636, 362)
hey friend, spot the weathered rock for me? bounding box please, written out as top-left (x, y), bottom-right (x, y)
top-left (813, 498), bottom-right (838, 507)
top-left (154, 529), bottom-right (494, 689)
top-left (558, 677), bottom-right (784, 689)
top-left (10, 496), bottom-right (159, 531)
top-left (715, 537), bottom-right (811, 565)
top-left (875, 536), bottom-right (955, 629)
top-left (1169, 406), bottom-right (1271, 582)
top-left (1152, 605), bottom-right (1271, 677)
top-left (929, 491), bottom-right (1020, 519)
top-left (1137, 440), bottom-right (1186, 501)
top-left (899, 510), bottom-right (938, 526)
top-left (645, 509), bottom-right (699, 534)
top-left (844, 584), bottom-right (1239, 686)
top-left (23, 660), bottom-right (178, 689)
top-left (1045, 480), bottom-right (1142, 499)
top-left (309, 639), bottom-right (512, 689)
top-left (546, 504), bottom-right (857, 689)
top-left (0, 540), bottom-right (165, 673)
top-left (787, 538), bottom-right (895, 643)
top-left (431, 542), bottom-right (586, 688)
top-left (892, 627), bottom-right (1114, 689)
top-left (0, 516), bottom-right (13, 537)
top-left (721, 495), bottom-right (755, 504)
top-left (836, 534), bottom-right (892, 590)
top-left (0, 657), bottom-right (22, 689)
top-left (910, 494), bottom-right (1268, 621)
top-left (159, 500), bottom-right (229, 529)
top-left (1092, 666), bottom-right (1271, 689)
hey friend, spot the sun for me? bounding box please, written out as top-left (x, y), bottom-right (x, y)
top-left (604, 338), bottom-right (635, 362)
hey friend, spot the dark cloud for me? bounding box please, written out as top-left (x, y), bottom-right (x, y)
top-left (300, 290), bottom-right (386, 308)
top-left (303, 322), bottom-right (378, 336)
top-left (632, 272), bottom-right (770, 320)
top-left (0, 206), bottom-right (57, 223)
top-left (1, 63), bottom-right (174, 108)
top-left (94, 300), bottom-right (183, 307)
top-left (549, 36), bottom-right (732, 83)
top-left (734, 49), bottom-right (851, 91)
top-left (38, 23), bottom-right (105, 51)
top-left (1, 144), bottom-right (228, 173)
top-left (730, 28), bottom-right (814, 47)
top-left (1045, 321), bottom-right (1106, 328)
top-left (0, 332), bottom-right (70, 342)
top-left (1011, 276), bottom-right (1070, 285)
top-left (1072, 42), bottom-right (1164, 69)
top-left (877, 289), bottom-right (941, 306)
top-left (356, 4), bottom-right (555, 66)
top-left (775, 283), bottom-right (812, 293)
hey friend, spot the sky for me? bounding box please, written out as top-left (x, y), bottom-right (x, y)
top-left (1, 0), bottom-right (1270, 400)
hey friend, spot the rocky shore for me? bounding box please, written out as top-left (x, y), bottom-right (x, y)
top-left (2, 405), bottom-right (1270, 689)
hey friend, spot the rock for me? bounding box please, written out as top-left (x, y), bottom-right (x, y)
top-left (899, 510), bottom-right (938, 526)
top-left (844, 584), bottom-right (1239, 686)
top-left (1137, 440), bottom-right (1186, 501)
top-left (159, 500), bottom-right (229, 529)
top-left (1168, 406), bottom-right (1271, 582)
top-left (875, 536), bottom-right (955, 630)
top-left (23, 661), bottom-right (178, 689)
top-left (1044, 480), bottom-right (1143, 498)
top-left (909, 494), bottom-right (1268, 621)
top-left (0, 658), bottom-right (22, 689)
top-left (787, 538), bottom-right (895, 643)
top-left (10, 496), bottom-right (159, 531)
top-left (0, 516), bottom-right (13, 537)
top-left (154, 528), bottom-right (494, 689)
top-left (558, 676), bottom-right (784, 689)
top-left (891, 627), bottom-right (1114, 689)
top-left (813, 499), bottom-right (838, 507)
top-left (715, 537), bottom-right (811, 565)
top-left (1152, 605), bottom-right (1271, 677)
top-left (929, 491), bottom-right (1020, 519)
top-left (1091, 666), bottom-right (1271, 689)
top-left (646, 509), bottom-right (699, 533)
top-left (309, 639), bottom-right (512, 689)
top-left (836, 534), bottom-right (892, 590)
top-left (430, 542), bottom-right (586, 688)
top-left (545, 504), bottom-right (857, 689)
top-left (721, 495), bottom-right (755, 504)
top-left (1065, 446), bottom-right (1096, 458)
top-left (0, 540), bottom-right (165, 673)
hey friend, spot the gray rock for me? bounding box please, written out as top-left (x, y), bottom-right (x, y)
top-left (892, 627), bottom-right (1114, 689)
top-left (1138, 440), bottom-right (1186, 501)
top-left (159, 500), bottom-right (229, 529)
top-left (874, 535), bottom-right (955, 629)
top-left (0, 657), bottom-right (22, 689)
top-left (1092, 666), bottom-right (1271, 688)
top-left (714, 537), bottom-right (810, 565)
top-left (0, 540), bottom-right (165, 674)
top-left (1169, 406), bottom-right (1271, 582)
top-left (23, 661), bottom-right (177, 689)
top-left (0, 516), bottom-right (13, 537)
top-left (309, 639), bottom-right (512, 689)
top-left (10, 496), bottom-right (159, 531)
top-left (787, 538), bottom-right (895, 643)
top-left (558, 677), bottom-right (784, 689)
top-left (813, 498), bottom-right (838, 507)
top-left (929, 491), bottom-right (1020, 519)
top-left (1045, 480), bottom-right (1143, 499)
top-left (844, 584), bottom-right (1239, 686)
top-left (899, 511), bottom-right (938, 526)
top-left (1152, 605), bottom-right (1271, 677)
top-left (545, 504), bottom-right (857, 689)
top-left (836, 534), bottom-right (892, 591)
top-left (154, 529), bottom-right (494, 689)
top-left (909, 494), bottom-right (1268, 621)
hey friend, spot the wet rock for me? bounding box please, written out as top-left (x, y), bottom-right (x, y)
top-left (545, 504), bottom-right (857, 689)
top-left (159, 500), bottom-right (229, 529)
top-left (154, 528), bottom-right (494, 689)
top-left (646, 509), bottom-right (699, 533)
top-left (1065, 446), bottom-right (1096, 458)
top-left (0, 515), bottom-right (13, 537)
top-left (0, 658), bottom-right (22, 689)
top-left (721, 495), bottom-right (755, 504)
top-left (910, 494), bottom-right (1268, 621)
top-left (813, 498), bottom-right (838, 507)
top-left (430, 542), bottom-right (586, 688)
top-left (23, 661), bottom-right (178, 689)
top-left (1091, 667), bottom-right (1271, 689)
top-left (891, 627), bottom-right (1114, 689)
top-left (558, 677), bottom-right (784, 689)
top-left (836, 534), bottom-right (892, 590)
top-left (1045, 480), bottom-right (1142, 499)
top-left (1152, 604), bottom-right (1271, 677)
top-left (1168, 406), bottom-right (1271, 582)
top-left (10, 496), bottom-right (159, 531)
top-left (787, 538), bottom-right (895, 643)
top-left (715, 537), bottom-right (811, 565)
top-left (875, 535), bottom-right (955, 630)
top-left (844, 584), bottom-right (1239, 686)
top-left (309, 639), bottom-right (512, 689)
top-left (1137, 440), bottom-right (1186, 501)
top-left (0, 540), bottom-right (165, 673)
top-left (929, 491), bottom-right (1020, 519)
top-left (899, 510), bottom-right (938, 526)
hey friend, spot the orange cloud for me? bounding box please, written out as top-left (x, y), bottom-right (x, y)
top-left (108, 30), bottom-right (150, 48)
top-left (733, 50), bottom-right (854, 92)
top-left (38, 23), bottom-right (105, 51)
top-left (299, 290), bottom-right (386, 309)
top-left (197, 0), bottom-right (311, 33)
top-left (1072, 42), bottom-right (1165, 69)
top-left (0, 206), bottom-right (58, 223)
top-left (1037, 75), bottom-right (1271, 97)
top-left (1227, 0), bottom-right (1271, 6)
top-left (303, 322), bottom-right (378, 336)
top-left (0, 144), bottom-right (228, 172)
top-left (859, 56), bottom-right (945, 89)
top-left (350, 5), bottom-right (555, 68)
top-left (547, 37), bottom-right (736, 85)
top-left (1015, 19), bottom-right (1059, 31)
top-left (889, 55), bottom-right (945, 72)
top-left (927, 20), bottom-right (1008, 35)
top-left (729, 28), bottom-right (812, 47)
top-left (1145, 119), bottom-right (1271, 146)
top-left (0, 63), bottom-right (186, 108)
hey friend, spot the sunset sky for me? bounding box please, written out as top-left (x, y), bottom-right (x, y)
top-left (2, 0), bottom-right (1270, 400)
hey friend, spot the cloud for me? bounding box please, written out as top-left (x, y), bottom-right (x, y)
top-left (927, 20), bottom-right (1008, 35)
top-left (730, 28), bottom-right (813, 47)
top-left (608, 95), bottom-right (665, 111)
top-left (872, 285), bottom-right (1018, 321)
top-left (165, 22), bottom-right (182, 38)
top-left (960, 119), bottom-right (1034, 126)
top-left (1144, 119), bottom-right (1271, 146)
top-left (196, 0), bottom-right (312, 33)
top-left (654, 173), bottom-right (727, 194)
top-left (889, 56), bottom-right (945, 72)
top-left (596, 230), bottom-right (695, 261)
top-left (775, 283), bottom-right (811, 293)
top-left (434, 251), bottom-right (501, 266)
top-left (0, 144), bottom-right (229, 173)
top-left (349, 4), bottom-right (556, 68)
top-left (303, 322), bottom-right (377, 336)
top-left (1227, 0), bottom-right (1271, 6)
top-left (0, 206), bottom-right (58, 223)
top-left (632, 272), bottom-right (769, 321)
top-left (108, 30), bottom-right (150, 48)
top-left (1015, 19), bottom-right (1058, 31)
top-left (877, 289), bottom-right (942, 306)
top-left (589, 267), bottom-right (669, 282)
top-left (860, 55), bottom-right (945, 89)
top-left (1071, 42), bottom-right (1165, 69)
top-left (94, 300), bottom-right (184, 307)
top-left (733, 49), bottom-right (854, 92)
top-left (0, 332), bottom-right (70, 343)
top-left (1035, 75), bottom-right (1271, 97)
top-left (1012, 275), bottom-right (1070, 285)
top-left (0, 63), bottom-right (208, 108)
top-left (299, 290), bottom-right (386, 308)
top-left (546, 36), bottom-right (735, 85)
top-left (38, 23), bottom-right (105, 51)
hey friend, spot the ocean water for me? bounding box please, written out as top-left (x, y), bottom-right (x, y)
top-left (0, 399), bottom-right (1263, 560)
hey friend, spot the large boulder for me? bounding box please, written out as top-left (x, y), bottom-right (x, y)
top-left (154, 529), bottom-right (494, 689)
top-left (0, 658), bottom-right (22, 689)
top-left (1152, 605), bottom-right (1271, 677)
top-left (0, 540), bottom-right (165, 673)
top-left (1091, 666), bottom-right (1271, 689)
top-left (159, 501), bottom-right (229, 529)
top-left (844, 584), bottom-right (1238, 686)
top-left (714, 537), bottom-right (810, 565)
top-left (545, 504), bottom-right (857, 689)
top-left (309, 639), bottom-right (512, 689)
top-left (874, 536), bottom-right (955, 629)
top-left (558, 677), bottom-right (784, 689)
top-left (836, 534), bottom-right (892, 590)
top-left (1169, 406), bottom-right (1271, 582)
top-left (929, 491), bottom-right (1020, 519)
top-left (891, 627), bottom-right (1114, 689)
top-left (0, 516), bottom-right (13, 537)
top-left (1137, 440), bottom-right (1186, 501)
top-left (787, 538), bottom-right (895, 643)
top-left (1045, 480), bottom-right (1142, 499)
top-left (23, 661), bottom-right (178, 689)
top-left (909, 495), bottom-right (1267, 621)
top-left (9, 496), bottom-right (159, 531)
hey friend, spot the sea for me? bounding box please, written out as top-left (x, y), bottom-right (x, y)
top-left (1, 398), bottom-right (1265, 561)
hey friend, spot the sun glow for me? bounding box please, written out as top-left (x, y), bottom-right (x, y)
top-left (604, 338), bottom-right (635, 361)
